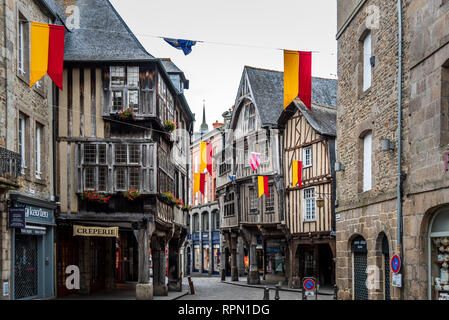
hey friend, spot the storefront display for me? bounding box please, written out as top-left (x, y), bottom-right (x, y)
top-left (194, 245), bottom-right (201, 271)
top-left (9, 194), bottom-right (56, 300)
top-left (429, 208), bottom-right (449, 300)
top-left (203, 245), bottom-right (210, 272)
top-left (266, 239), bottom-right (286, 276)
top-left (213, 244), bottom-right (220, 274)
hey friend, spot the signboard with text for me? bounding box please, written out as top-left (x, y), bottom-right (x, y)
top-left (8, 208), bottom-right (26, 228)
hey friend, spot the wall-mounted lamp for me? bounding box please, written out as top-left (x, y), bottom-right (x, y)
top-left (335, 162), bottom-right (345, 172)
top-left (316, 196), bottom-right (325, 208)
top-left (381, 139), bottom-right (395, 152)
top-left (370, 56), bottom-right (376, 68)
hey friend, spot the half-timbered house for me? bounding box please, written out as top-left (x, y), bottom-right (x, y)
top-left (216, 66), bottom-right (286, 284)
top-left (53, 0), bottom-right (193, 299)
top-left (278, 78), bottom-right (337, 289)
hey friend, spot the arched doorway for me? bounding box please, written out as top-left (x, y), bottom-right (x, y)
top-left (352, 235), bottom-right (368, 300)
top-left (428, 207), bottom-right (449, 300)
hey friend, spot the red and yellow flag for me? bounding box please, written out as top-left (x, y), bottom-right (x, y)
top-left (292, 160), bottom-right (302, 188)
top-left (193, 173), bottom-right (206, 195)
top-left (258, 176), bottom-right (269, 198)
top-left (283, 50), bottom-right (312, 110)
top-left (200, 141), bottom-right (213, 175)
top-left (30, 22), bottom-right (65, 90)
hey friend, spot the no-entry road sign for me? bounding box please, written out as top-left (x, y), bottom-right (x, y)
top-left (391, 254), bottom-right (401, 274)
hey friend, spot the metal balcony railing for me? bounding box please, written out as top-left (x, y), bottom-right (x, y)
top-left (0, 146), bottom-right (21, 183)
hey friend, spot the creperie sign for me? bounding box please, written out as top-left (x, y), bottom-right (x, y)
top-left (73, 225), bottom-right (118, 238)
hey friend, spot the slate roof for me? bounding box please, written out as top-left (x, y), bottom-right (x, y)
top-left (161, 58), bottom-right (183, 74)
top-left (291, 100), bottom-right (337, 136)
top-left (39, 0), bottom-right (58, 18)
top-left (54, 0), bottom-right (153, 61)
top-left (241, 66), bottom-right (337, 130)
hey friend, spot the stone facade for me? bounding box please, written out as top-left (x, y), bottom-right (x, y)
top-left (336, 0), bottom-right (449, 300)
top-left (0, 0), bottom-right (56, 300)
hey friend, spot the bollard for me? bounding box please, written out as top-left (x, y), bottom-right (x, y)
top-left (188, 276), bottom-right (195, 295)
top-left (263, 286), bottom-right (270, 300)
top-left (302, 289), bottom-right (307, 300)
top-left (274, 285), bottom-right (280, 300)
top-left (333, 284), bottom-right (338, 300)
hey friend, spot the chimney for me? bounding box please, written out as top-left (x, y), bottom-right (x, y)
top-left (213, 120), bottom-right (224, 129)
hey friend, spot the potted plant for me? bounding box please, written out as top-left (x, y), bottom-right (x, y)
top-left (81, 190), bottom-right (111, 204)
top-left (161, 191), bottom-right (175, 203)
top-left (164, 120), bottom-right (177, 132)
top-left (124, 188), bottom-right (141, 200)
top-left (173, 197), bottom-right (184, 209)
top-left (119, 108), bottom-right (136, 121)
top-left (181, 204), bottom-right (192, 211)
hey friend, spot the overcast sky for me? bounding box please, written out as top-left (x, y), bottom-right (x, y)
top-left (109, 0), bottom-right (337, 132)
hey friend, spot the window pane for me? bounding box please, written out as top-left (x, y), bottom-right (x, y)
top-left (129, 167), bottom-right (140, 189)
top-left (128, 90), bottom-right (139, 113)
top-left (111, 66), bottom-right (125, 86)
top-left (363, 133), bottom-right (372, 191)
top-left (115, 144), bottom-right (127, 163)
top-left (363, 33), bottom-right (372, 91)
top-left (127, 67), bottom-right (139, 87)
top-left (112, 91), bottom-right (123, 112)
top-left (84, 144), bottom-right (97, 164)
top-left (85, 167), bottom-right (96, 189)
top-left (116, 167), bottom-right (126, 189)
top-left (98, 166), bottom-right (107, 191)
top-left (98, 144), bottom-right (106, 164)
top-left (129, 145), bottom-right (140, 163)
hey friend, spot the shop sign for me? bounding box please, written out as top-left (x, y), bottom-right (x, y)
top-left (24, 205), bottom-right (54, 225)
top-left (352, 239), bottom-right (367, 253)
top-left (8, 208), bottom-right (26, 228)
top-left (20, 228), bottom-right (46, 236)
top-left (73, 225), bottom-right (119, 238)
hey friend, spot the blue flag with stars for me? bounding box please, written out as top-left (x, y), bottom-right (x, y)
top-left (164, 38), bottom-right (196, 55)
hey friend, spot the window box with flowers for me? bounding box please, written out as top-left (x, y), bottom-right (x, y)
top-left (124, 188), bottom-right (141, 201)
top-left (117, 108), bottom-right (136, 121)
top-left (182, 205), bottom-right (192, 211)
top-left (81, 190), bottom-right (111, 204)
top-left (164, 120), bottom-right (177, 132)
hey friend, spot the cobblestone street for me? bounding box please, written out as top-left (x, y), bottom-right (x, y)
top-left (179, 277), bottom-right (334, 300)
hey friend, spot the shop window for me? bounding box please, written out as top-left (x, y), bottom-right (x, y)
top-left (429, 208), bottom-right (449, 300)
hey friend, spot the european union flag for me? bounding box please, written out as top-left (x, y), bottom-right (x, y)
top-left (164, 38), bottom-right (196, 55)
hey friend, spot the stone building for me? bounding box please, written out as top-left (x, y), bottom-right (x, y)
top-left (185, 111), bottom-right (224, 276)
top-left (0, 0), bottom-right (58, 300)
top-left (277, 78), bottom-right (337, 289)
top-left (336, 0), bottom-right (449, 300)
top-left (53, 0), bottom-right (193, 299)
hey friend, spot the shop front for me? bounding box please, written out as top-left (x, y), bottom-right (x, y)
top-left (193, 244), bottom-right (201, 273)
top-left (203, 244), bottom-right (210, 273)
top-left (428, 207), bottom-right (449, 300)
top-left (213, 244), bottom-right (220, 275)
top-left (9, 194), bottom-right (56, 300)
top-left (265, 239), bottom-right (287, 282)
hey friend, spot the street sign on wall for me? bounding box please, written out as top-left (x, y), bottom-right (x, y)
top-left (391, 254), bottom-right (401, 274)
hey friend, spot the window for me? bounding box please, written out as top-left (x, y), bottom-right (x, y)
top-left (35, 124), bottom-right (43, 179)
top-left (111, 66), bottom-right (125, 86)
top-left (303, 188), bottom-right (316, 221)
top-left (224, 192), bottom-right (235, 217)
top-left (363, 33), bottom-right (372, 91)
top-left (113, 144), bottom-right (142, 191)
top-left (110, 66), bottom-right (140, 113)
top-left (112, 91), bottom-right (124, 112)
top-left (18, 13), bottom-right (28, 77)
top-left (303, 146), bottom-right (312, 168)
top-left (202, 213), bottom-right (209, 231)
top-left (82, 144), bottom-right (108, 192)
top-left (249, 187), bottom-right (258, 214)
top-left (245, 104), bottom-right (256, 132)
top-left (363, 132), bottom-right (372, 192)
top-left (265, 184), bottom-right (275, 213)
top-left (19, 116), bottom-right (27, 173)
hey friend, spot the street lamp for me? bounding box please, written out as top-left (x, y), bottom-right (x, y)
top-left (316, 196), bottom-right (325, 208)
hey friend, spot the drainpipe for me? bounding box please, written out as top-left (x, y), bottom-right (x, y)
top-left (396, 0), bottom-right (403, 267)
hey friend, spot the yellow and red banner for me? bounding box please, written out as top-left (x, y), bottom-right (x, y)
top-left (193, 172), bottom-right (206, 195)
top-left (258, 176), bottom-right (269, 198)
top-left (292, 160), bottom-right (302, 188)
top-left (30, 22), bottom-right (65, 90)
top-left (200, 141), bottom-right (213, 175)
top-left (283, 50), bottom-right (312, 110)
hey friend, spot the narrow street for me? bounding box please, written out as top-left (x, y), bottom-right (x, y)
top-left (179, 277), bottom-right (334, 300)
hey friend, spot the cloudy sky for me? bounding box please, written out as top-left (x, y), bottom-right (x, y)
top-left (110, 0), bottom-right (337, 132)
